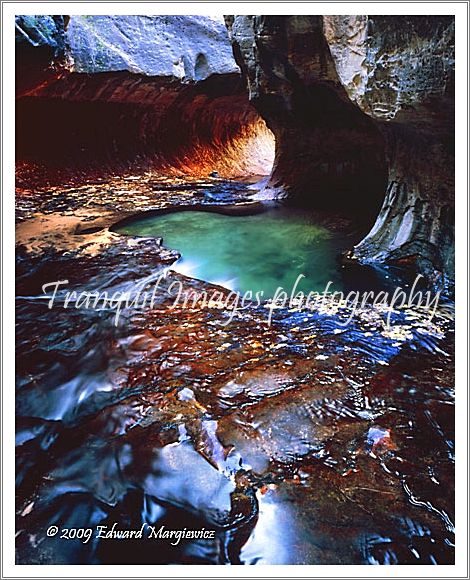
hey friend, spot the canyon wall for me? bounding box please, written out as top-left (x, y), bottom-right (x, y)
top-left (16, 15), bottom-right (454, 284)
top-left (15, 15), bottom-right (274, 182)
top-left (225, 15), bottom-right (454, 283)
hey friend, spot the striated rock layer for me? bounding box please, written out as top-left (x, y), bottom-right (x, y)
top-left (15, 15), bottom-right (274, 182)
top-left (17, 72), bottom-right (274, 180)
top-left (225, 15), bottom-right (455, 284)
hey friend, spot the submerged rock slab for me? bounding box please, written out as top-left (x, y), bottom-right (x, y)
top-left (15, 181), bottom-right (454, 563)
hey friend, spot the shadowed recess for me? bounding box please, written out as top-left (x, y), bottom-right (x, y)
top-left (16, 72), bottom-right (275, 183)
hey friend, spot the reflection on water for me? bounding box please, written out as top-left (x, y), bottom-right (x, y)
top-left (115, 207), bottom-right (355, 296)
top-left (241, 495), bottom-right (289, 565)
top-left (15, 180), bottom-right (454, 565)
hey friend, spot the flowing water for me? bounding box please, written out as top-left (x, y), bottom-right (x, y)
top-left (15, 179), bottom-right (455, 565)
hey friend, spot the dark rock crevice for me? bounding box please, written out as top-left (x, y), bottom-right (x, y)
top-left (225, 16), bottom-right (388, 227)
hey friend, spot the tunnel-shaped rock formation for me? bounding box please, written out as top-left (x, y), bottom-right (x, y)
top-left (16, 72), bottom-right (275, 182)
top-left (15, 16), bottom-right (275, 184)
top-left (225, 15), bottom-right (388, 224)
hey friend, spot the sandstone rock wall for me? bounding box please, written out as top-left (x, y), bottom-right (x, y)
top-left (226, 15), bottom-right (455, 283)
top-left (16, 15), bottom-right (239, 81)
top-left (324, 16), bottom-right (454, 120)
top-left (15, 15), bottom-right (273, 181)
top-left (224, 15), bottom-right (388, 223)
top-left (65, 16), bottom-right (239, 80)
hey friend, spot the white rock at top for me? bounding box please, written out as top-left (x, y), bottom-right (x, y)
top-left (66, 15), bottom-right (240, 81)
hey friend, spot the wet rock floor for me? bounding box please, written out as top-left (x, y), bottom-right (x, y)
top-left (15, 173), bottom-right (454, 564)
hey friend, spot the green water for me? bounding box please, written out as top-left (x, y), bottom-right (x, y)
top-left (117, 207), bottom-right (351, 298)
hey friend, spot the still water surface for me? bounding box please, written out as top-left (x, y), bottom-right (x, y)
top-left (115, 206), bottom-right (353, 296)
